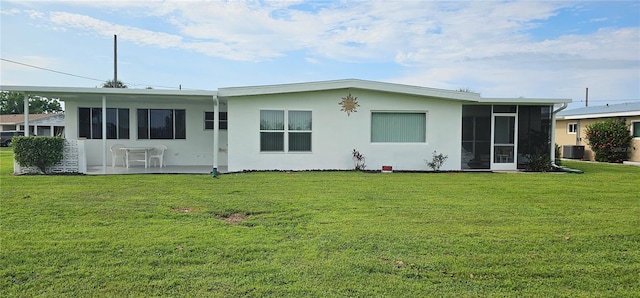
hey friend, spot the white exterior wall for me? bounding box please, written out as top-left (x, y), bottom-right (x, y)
top-left (64, 99), bottom-right (227, 167)
top-left (227, 89), bottom-right (462, 172)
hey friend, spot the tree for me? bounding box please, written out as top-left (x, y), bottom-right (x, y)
top-left (102, 79), bottom-right (128, 88)
top-left (585, 118), bottom-right (632, 163)
top-left (0, 91), bottom-right (63, 114)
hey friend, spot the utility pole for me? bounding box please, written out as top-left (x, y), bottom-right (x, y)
top-left (585, 87), bottom-right (588, 107)
top-left (114, 35), bottom-right (118, 87)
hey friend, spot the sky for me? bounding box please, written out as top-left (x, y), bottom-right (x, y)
top-left (1, 0), bottom-right (639, 109)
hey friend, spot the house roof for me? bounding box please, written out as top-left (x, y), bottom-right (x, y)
top-left (218, 79), bottom-right (571, 104)
top-left (556, 101), bottom-right (640, 120)
top-left (2, 79), bottom-right (571, 105)
top-left (0, 86), bottom-right (218, 102)
top-left (218, 79), bottom-right (481, 101)
top-left (0, 114), bottom-right (60, 125)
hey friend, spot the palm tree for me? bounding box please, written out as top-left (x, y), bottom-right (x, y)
top-left (102, 79), bottom-right (128, 88)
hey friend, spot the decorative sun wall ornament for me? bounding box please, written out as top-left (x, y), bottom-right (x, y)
top-left (339, 93), bottom-right (360, 116)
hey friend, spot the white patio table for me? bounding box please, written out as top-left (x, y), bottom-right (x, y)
top-left (121, 147), bottom-right (154, 168)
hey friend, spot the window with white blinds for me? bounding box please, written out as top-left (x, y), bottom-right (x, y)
top-left (371, 112), bottom-right (426, 143)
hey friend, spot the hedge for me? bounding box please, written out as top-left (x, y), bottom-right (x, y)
top-left (12, 136), bottom-right (65, 174)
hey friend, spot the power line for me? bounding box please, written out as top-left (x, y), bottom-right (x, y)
top-left (1, 57), bottom-right (202, 90)
top-left (1, 57), bottom-right (105, 83)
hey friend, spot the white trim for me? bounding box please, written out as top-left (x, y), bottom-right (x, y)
top-left (1, 85), bottom-right (216, 97)
top-left (219, 79), bottom-right (481, 101)
top-left (558, 111), bottom-right (640, 120)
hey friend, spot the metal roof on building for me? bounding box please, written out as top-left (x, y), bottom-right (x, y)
top-left (556, 101), bottom-right (640, 119)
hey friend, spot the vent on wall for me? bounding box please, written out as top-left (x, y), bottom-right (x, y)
top-left (563, 145), bottom-right (585, 159)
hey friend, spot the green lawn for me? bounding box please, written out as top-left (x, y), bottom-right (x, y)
top-left (1, 148), bottom-right (639, 297)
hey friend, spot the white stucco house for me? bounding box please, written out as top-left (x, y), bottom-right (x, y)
top-left (1, 79), bottom-right (571, 174)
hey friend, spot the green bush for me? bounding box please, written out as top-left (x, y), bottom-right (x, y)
top-left (524, 153), bottom-right (552, 172)
top-left (13, 136), bottom-right (65, 174)
top-left (584, 119), bottom-right (632, 163)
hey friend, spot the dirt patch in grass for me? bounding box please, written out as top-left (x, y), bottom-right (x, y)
top-left (172, 207), bottom-right (193, 213)
top-left (216, 213), bottom-right (249, 225)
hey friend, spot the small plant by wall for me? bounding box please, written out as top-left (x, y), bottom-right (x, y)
top-left (426, 151), bottom-right (448, 171)
top-left (352, 149), bottom-right (366, 171)
top-left (13, 136), bottom-right (65, 174)
top-left (524, 153), bottom-right (552, 172)
top-left (554, 143), bottom-right (562, 166)
top-left (585, 119), bottom-right (632, 163)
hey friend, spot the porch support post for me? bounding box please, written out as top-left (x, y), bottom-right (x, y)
top-left (102, 95), bottom-right (107, 174)
top-left (23, 93), bottom-right (29, 136)
top-left (550, 109), bottom-right (557, 163)
top-left (212, 95), bottom-right (219, 177)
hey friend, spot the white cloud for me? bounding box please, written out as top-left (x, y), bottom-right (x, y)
top-left (2, 0), bottom-right (638, 100)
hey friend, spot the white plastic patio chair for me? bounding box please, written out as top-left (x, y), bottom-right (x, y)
top-left (110, 144), bottom-right (126, 167)
top-left (149, 144), bottom-right (167, 168)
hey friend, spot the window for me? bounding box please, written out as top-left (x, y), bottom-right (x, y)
top-left (632, 121), bottom-right (640, 138)
top-left (137, 109), bottom-right (186, 139)
top-left (371, 112), bottom-right (426, 143)
top-left (204, 112), bottom-right (228, 130)
top-left (78, 107), bottom-right (129, 139)
top-left (260, 110), bottom-right (312, 152)
top-left (568, 123), bottom-right (577, 134)
top-left (288, 111), bottom-right (312, 151)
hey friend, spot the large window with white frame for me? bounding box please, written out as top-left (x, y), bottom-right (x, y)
top-left (567, 122), bottom-right (577, 134)
top-left (371, 112), bottom-right (426, 143)
top-left (78, 107), bottom-right (129, 139)
top-left (137, 109), bottom-right (186, 139)
top-left (260, 110), bottom-right (312, 152)
top-left (632, 121), bottom-right (640, 138)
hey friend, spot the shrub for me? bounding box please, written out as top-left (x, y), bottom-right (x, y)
top-left (13, 136), bottom-right (65, 174)
top-left (352, 149), bottom-right (366, 171)
top-left (524, 153), bottom-right (552, 172)
top-left (426, 151), bottom-right (448, 171)
top-left (584, 119), bottom-right (632, 163)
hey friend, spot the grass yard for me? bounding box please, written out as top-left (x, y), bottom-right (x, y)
top-left (1, 147), bottom-right (639, 297)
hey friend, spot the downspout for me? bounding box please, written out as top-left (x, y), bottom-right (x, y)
top-left (551, 102), bottom-right (567, 168)
top-left (211, 95), bottom-right (219, 177)
top-left (550, 103), bottom-right (583, 173)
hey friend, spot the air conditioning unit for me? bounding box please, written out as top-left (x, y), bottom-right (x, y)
top-left (563, 145), bottom-right (585, 159)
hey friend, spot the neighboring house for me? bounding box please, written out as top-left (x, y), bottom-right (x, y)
top-left (1, 79), bottom-right (570, 173)
top-left (0, 113), bottom-right (65, 137)
top-left (556, 102), bottom-right (640, 162)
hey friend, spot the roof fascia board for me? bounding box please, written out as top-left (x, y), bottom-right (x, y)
top-left (557, 111), bottom-right (640, 120)
top-left (480, 97), bottom-right (572, 105)
top-left (218, 79), bottom-right (481, 102)
top-left (0, 86), bottom-right (218, 97)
